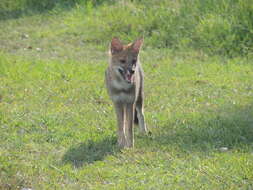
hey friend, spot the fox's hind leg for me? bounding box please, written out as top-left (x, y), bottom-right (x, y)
top-left (135, 93), bottom-right (148, 134)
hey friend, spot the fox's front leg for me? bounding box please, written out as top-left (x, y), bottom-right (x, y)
top-left (125, 103), bottom-right (134, 148)
top-left (114, 102), bottom-right (127, 148)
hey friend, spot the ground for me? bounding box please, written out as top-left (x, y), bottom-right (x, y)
top-left (0, 2), bottom-right (253, 190)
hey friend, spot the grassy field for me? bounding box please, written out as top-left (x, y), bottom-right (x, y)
top-left (1, 0), bottom-right (253, 189)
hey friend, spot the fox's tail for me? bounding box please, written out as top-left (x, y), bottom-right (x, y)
top-left (134, 109), bottom-right (138, 125)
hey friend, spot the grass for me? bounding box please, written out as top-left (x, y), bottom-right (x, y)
top-left (1, 0), bottom-right (253, 55)
top-left (1, 0), bottom-right (253, 189)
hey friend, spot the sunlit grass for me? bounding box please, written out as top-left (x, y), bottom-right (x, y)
top-left (1, 1), bottom-right (253, 189)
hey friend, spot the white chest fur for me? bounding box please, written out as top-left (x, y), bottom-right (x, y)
top-left (110, 80), bottom-right (135, 103)
top-left (112, 80), bottom-right (133, 91)
top-left (111, 92), bottom-right (135, 103)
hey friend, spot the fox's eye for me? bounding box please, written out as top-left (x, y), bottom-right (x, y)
top-left (132, 59), bottom-right (137, 65)
top-left (120, 59), bottom-right (126, 64)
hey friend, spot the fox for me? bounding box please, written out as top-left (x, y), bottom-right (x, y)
top-left (105, 37), bottom-right (149, 148)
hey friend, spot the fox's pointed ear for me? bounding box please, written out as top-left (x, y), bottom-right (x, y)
top-left (111, 37), bottom-right (123, 54)
top-left (132, 37), bottom-right (144, 54)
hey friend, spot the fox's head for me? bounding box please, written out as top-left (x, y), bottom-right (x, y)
top-left (109, 37), bottom-right (143, 83)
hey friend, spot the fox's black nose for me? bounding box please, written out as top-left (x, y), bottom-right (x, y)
top-left (127, 67), bottom-right (135, 75)
top-left (129, 69), bottom-right (135, 74)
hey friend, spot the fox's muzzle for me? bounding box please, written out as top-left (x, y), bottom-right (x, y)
top-left (118, 67), bottom-right (135, 83)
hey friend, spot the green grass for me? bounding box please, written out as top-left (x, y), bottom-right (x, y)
top-left (1, 0), bottom-right (253, 55)
top-left (1, 1), bottom-right (253, 189)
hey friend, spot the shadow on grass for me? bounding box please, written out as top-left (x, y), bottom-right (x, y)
top-left (62, 136), bottom-right (119, 167)
top-left (0, 1), bottom-right (74, 20)
top-left (62, 104), bottom-right (253, 167)
top-left (0, 0), bottom-right (112, 20)
top-left (145, 104), bottom-right (253, 152)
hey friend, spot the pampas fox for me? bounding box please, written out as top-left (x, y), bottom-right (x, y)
top-left (105, 37), bottom-right (148, 148)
